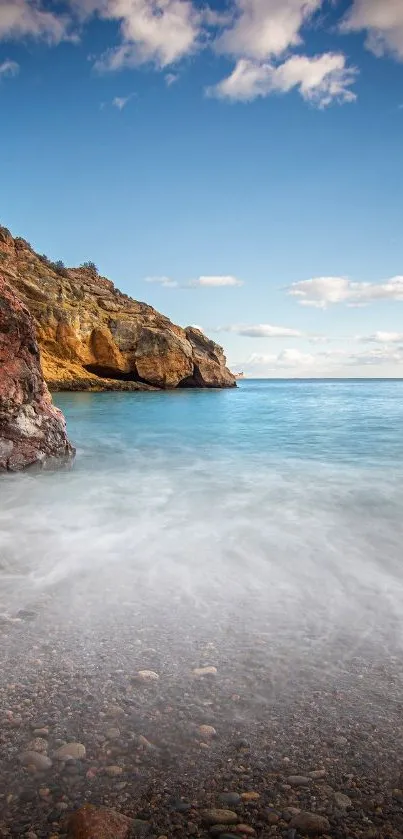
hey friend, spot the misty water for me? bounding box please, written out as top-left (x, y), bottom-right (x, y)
top-left (2, 379), bottom-right (403, 644)
top-left (2, 380), bottom-right (403, 835)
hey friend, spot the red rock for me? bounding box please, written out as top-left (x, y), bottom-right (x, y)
top-left (0, 275), bottom-right (75, 471)
top-left (67, 804), bottom-right (132, 839)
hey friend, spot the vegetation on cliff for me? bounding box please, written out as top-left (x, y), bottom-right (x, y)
top-left (0, 226), bottom-right (235, 392)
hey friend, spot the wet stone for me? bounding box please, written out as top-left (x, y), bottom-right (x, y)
top-left (19, 752), bottom-right (52, 771)
top-left (287, 775), bottom-right (310, 787)
top-left (201, 810), bottom-right (239, 826)
top-left (219, 793), bottom-right (242, 807)
top-left (169, 798), bottom-right (191, 812)
top-left (289, 811), bottom-right (331, 836)
top-left (55, 743), bottom-right (86, 760)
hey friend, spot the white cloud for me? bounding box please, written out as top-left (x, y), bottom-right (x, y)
top-left (191, 275), bottom-right (243, 287)
top-left (145, 274), bottom-right (243, 289)
top-left (112, 93), bottom-right (134, 109)
top-left (218, 323), bottom-right (302, 337)
top-left (208, 52), bottom-right (357, 106)
top-left (93, 0), bottom-right (201, 71)
top-left (165, 72), bottom-right (179, 86)
top-left (237, 345), bottom-right (403, 376)
top-left (0, 58), bottom-right (19, 78)
top-left (288, 275), bottom-right (403, 308)
top-left (341, 0), bottom-right (403, 61)
top-left (216, 0), bottom-right (322, 61)
top-left (359, 331), bottom-right (403, 344)
top-left (145, 275), bottom-right (179, 288)
top-left (0, 0), bottom-right (74, 44)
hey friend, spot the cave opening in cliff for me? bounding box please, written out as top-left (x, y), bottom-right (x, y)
top-left (84, 364), bottom-right (145, 383)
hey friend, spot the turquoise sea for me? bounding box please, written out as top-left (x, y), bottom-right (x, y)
top-left (2, 379), bottom-right (403, 651)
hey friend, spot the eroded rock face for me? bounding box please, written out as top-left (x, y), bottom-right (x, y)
top-left (0, 227), bottom-right (236, 391)
top-left (0, 275), bottom-right (75, 471)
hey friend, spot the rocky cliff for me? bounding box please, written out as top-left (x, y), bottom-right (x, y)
top-left (0, 275), bottom-right (75, 471)
top-left (0, 227), bottom-right (235, 391)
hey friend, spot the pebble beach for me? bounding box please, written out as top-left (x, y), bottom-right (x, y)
top-left (1, 568), bottom-right (403, 839)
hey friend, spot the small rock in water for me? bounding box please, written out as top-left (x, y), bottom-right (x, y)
top-left (67, 804), bottom-right (132, 838)
top-left (289, 811), bottom-right (330, 835)
top-left (55, 742), bottom-right (86, 760)
top-left (287, 775), bottom-right (310, 787)
top-left (193, 666), bottom-right (218, 678)
top-left (201, 809), bottom-right (239, 826)
top-left (309, 770), bottom-right (326, 780)
top-left (106, 728), bottom-right (121, 740)
top-left (19, 751), bottom-right (52, 771)
top-left (136, 670), bottom-right (159, 682)
top-left (27, 738), bottom-right (48, 754)
top-left (334, 791), bottom-right (352, 809)
top-left (219, 793), bottom-right (241, 806)
top-left (105, 765), bottom-right (123, 777)
top-left (241, 792), bottom-right (260, 802)
top-left (199, 725), bottom-right (217, 739)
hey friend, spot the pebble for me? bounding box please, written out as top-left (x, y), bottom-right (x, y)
top-left (55, 742), bottom-right (86, 760)
top-left (193, 666), bottom-right (218, 677)
top-left (32, 728), bottom-right (49, 737)
top-left (334, 791), bottom-right (352, 809)
top-left (136, 670), bottom-right (159, 682)
top-left (219, 793), bottom-right (242, 806)
top-left (287, 775), bottom-right (310, 786)
top-left (199, 725), bottom-right (217, 739)
top-left (27, 738), bottom-right (48, 754)
top-left (105, 765), bottom-right (123, 777)
top-left (106, 728), bottom-right (120, 739)
top-left (309, 770), bottom-right (326, 779)
top-left (289, 811), bottom-right (331, 835)
top-left (266, 811), bottom-right (280, 824)
top-left (19, 751), bottom-right (52, 771)
top-left (241, 792), bottom-right (260, 802)
top-left (201, 809), bottom-right (239, 826)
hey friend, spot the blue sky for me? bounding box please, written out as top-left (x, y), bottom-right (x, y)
top-left (1, 0), bottom-right (403, 377)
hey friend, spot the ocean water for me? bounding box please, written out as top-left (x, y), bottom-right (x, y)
top-left (2, 379), bottom-right (403, 661)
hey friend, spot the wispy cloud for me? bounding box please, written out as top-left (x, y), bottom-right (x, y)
top-left (0, 59), bottom-right (19, 79)
top-left (145, 276), bottom-right (179, 288)
top-left (191, 275), bottom-right (243, 287)
top-left (359, 331), bottom-right (403, 343)
top-left (217, 323), bottom-right (302, 337)
top-left (207, 52), bottom-right (357, 106)
top-left (0, 0), bottom-right (75, 44)
top-left (236, 345), bottom-right (403, 376)
top-left (341, 0), bottom-right (403, 61)
top-left (145, 274), bottom-right (243, 289)
top-left (92, 0), bottom-right (202, 72)
top-left (112, 93), bottom-right (134, 110)
top-left (288, 275), bottom-right (403, 308)
top-left (165, 72), bottom-right (179, 86)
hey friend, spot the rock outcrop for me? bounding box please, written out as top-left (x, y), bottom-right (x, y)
top-left (0, 274), bottom-right (75, 471)
top-left (0, 227), bottom-right (235, 391)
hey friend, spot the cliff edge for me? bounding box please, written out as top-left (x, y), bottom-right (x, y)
top-left (0, 275), bottom-right (75, 471)
top-left (0, 227), bottom-right (235, 391)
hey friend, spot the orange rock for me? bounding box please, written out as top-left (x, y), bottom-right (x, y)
top-left (67, 804), bottom-right (132, 839)
top-left (0, 226), bottom-right (236, 392)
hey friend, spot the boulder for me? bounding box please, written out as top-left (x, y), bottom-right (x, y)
top-left (0, 275), bottom-right (75, 471)
top-left (0, 226), bottom-right (236, 391)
